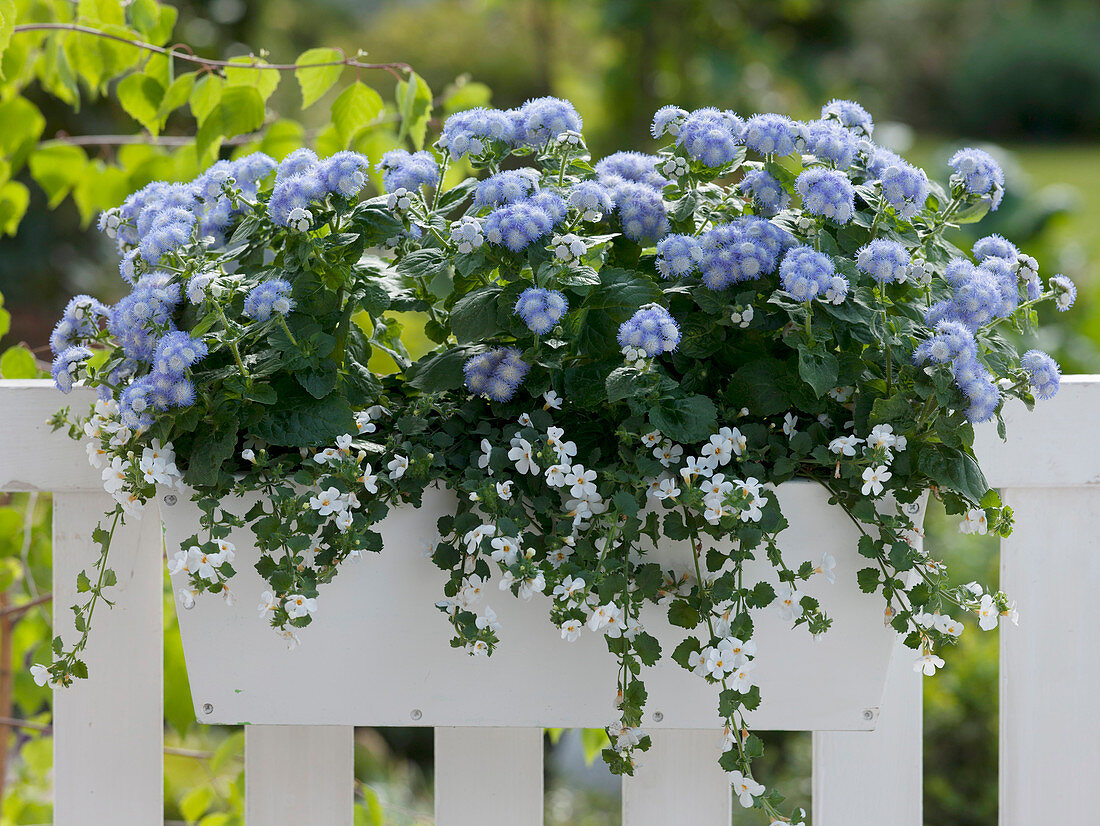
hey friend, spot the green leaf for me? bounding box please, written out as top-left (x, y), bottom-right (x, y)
top-left (332, 81), bottom-right (384, 145)
top-left (405, 347), bottom-right (468, 393)
top-left (0, 181), bottom-right (29, 236)
top-left (650, 395), bottom-right (717, 445)
top-left (450, 287), bottom-right (502, 343)
top-left (28, 144), bottom-right (88, 208)
top-left (155, 71), bottom-right (195, 120)
top-left (189, 74), bottom-right (223, 124)
top-left (294, 47), bottom-right (343, 109)
top-left (0, 345), bottom-right (37, 378)
top-left (184, 429), bottom-right (238, 486)
top-left (116, 72), bottom-right (165, 134)
top-left (396, 71), bottom-right (433, 150)
top-left (667, 600), bottom-right (699, 628)
top-left (0, 0), bottom-right (14, 79)
top-left (0, 97), bottom-right (45, 170)
top-left (857, 567), bottom-right (880, 593)
top-left (916, 444), bottom-right (989, 504)
top-left (195, 85), bottom-right (266, 160)
top-left (179, 785), bottom-right (213, 823)
top-left (251, 395), bottom-right (356, 448)
top-left (796, 345), bottom-right (839, 397)
top-left (225, 56), bottom-right (280, 102)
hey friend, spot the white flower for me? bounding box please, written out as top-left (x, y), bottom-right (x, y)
top-left (517, 572), bottom-right (546, 600)
top-left (313, 447), bottom-right (340, 465)
top-left (258, 590), bottom-right (278, 618)
top-left (359, 464), bottom-right (379, 494)
top-left (730, 305), bottom-right (754, 328)
top-left (475, 606), bottom-right (502, 633)
top-left (560, 619), bottom-right (583, 642)
top-left (177, 588), bottom-right (197, 609)
top-left (728, 771), bottom-right (765, 808)
top-left (284, 594), bottom-right (317, 619)
top-left (459, 574), bottom-right (487, 607)
top-left (728, 427), bottom-right (748, 456)
top-left (828, 435), bottom-right (862, 456)
top-left (728, 657), bottom-right (756, 692)
top-left (564, 464), bottom-right (597, 499)
top-left (552, 575), bottom-right (586, 601)
top-left (816, 552), bottom-right (837, 584)
top-left (915, 652), bottom-right (945, 676)
top-left (867, 424), bottom-right (897, 451)
top-left (829, 385), bottom-right (854, 403)
top-left (543, 390), bottom-right (563, 410)
top-left (687, 649), bottom-right (710, 676)
top-left (782, 412), bottom-right (798, 438)
top-left (703, 503), bottom-right (728, 524)
top-left (387, 455), bottom-right (409, 480)
top-left (680, 456), bottom-right (713, 482)
top-left (935, 614), bottom-right (964, 637)
top-left (288, 207), bottom-right (312, 232)
top-left (545, 463), bottom-right (570, 488)
top-left (977, 594), bottom-right (1000, 630)
top-left (463, 525), bottom-right (496, 554)
top-left (334, 510), bottom-right (354, 532)
top-left (467, 640), bottom-right (490, 656)
top-left (653, 478), bottom-right (681, 501)
top-left (167, 549), bottom-right (190, 576)
top-left (861, 465), bottom-right (892, 497)
top-left (309, 487), bottom-right (344, 517)
top-left (336, 433), bottom-right (353, 452)
top-left (355, 410), bottom-right (377, 435)
top-left (702, 473), bottom-right (734, 505)
top-left (478, 439), bottom-right (493, 473)
top-left (490, 536), bottom-right (521, 565)
top-left (776, 584), bottom-right (804, 621)
top-left (495, 480), bottom-right (513, 500)
top-left (641, 430), bottom-right (663, 448)
top-left (653, 441), bottom-right (683, 468)
top-left (507, 439), bottom-right (539, 475)
top-left (30, 664), bottom-right (52, 687)
top-left (701, 433), bottom-right (735, 467)
top-left (959, 508), bottom-right (988, 535)
top-left (241, 448), bottom-right (256, 463)
top-left (186, 545), bottom-right (223, 581)
top-left (587, 601), bottom-right (621, 632)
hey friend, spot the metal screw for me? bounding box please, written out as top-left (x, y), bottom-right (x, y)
top-left (862, 708), bottom-right (875, 721)
top-left (410, 708), bottom-right (423, 721)
top-left (202, 703), bottom-right (214, 715)
top-left (183, 599), bottom-right (194, 610)
top-left (904, 501), bottom-right (921, 515)
top-left (652, 711), bottom-right (664, 723)
top-left (163, 494), bottom-right (178, 507)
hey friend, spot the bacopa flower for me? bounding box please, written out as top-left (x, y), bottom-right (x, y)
top-left (474, 169), bottom-right (539, 210)
top-left (1020, 349), bottom-right (1061, 400)
top-left (463, 347), bottom-right (530, 401)
top-left (856, 239), bottom-right (910, 284)
top-left (651, 104), bottom-right (688, 138)
top-left (376, 149), bottom-right (440, 194)
top-left (514, 287), bottom-right (568, 335)
top-left (737, 169), bottom-right (790, 215)
top-left (821, 98), bottom-right (874, 137)
top-left (516, 96), bottom-right (583, 146)
top-left (795, 167), bottom-right (855, 224)
top-left (656, 233), bottom-right (699, 279)
top-left (742, 113), bottom-right (800, 157)
top-left (617, 304), bottom-right (681, 357)
top-left (676, 107), bottom-right (744, 167)
top-left (806, 120), bottom-right (858, 168)
top-left (243, 279), bottom-right (294, 321)
top-left (483, 198), bottom-right (558, 252)
top-left (949, 147), bottom-right (1005, 210)
top-left (779, 245), bottom-right (837, 302)
top-left (567, 181), bottom-right (614, 222)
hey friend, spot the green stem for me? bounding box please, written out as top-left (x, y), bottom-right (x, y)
top-left (431, 155), bottom-right (450, 212)
top-left (278, 316), bottom-right (299, 347)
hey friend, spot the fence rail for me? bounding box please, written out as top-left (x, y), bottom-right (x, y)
top-left (2, 377), bottom-right (1098, 825)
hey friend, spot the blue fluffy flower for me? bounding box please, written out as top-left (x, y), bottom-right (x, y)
top-left (440, 108), bottom-right (518, 158)
top-left (243, 279), bottom-right (294, 321)
top-left (321, 151), bottom-right (371, 197)
top-left (595, 152), bottom-right (668, 190)
top-left (463, 347), bottom-right (530, 401)
top-left (1049, 274), bottom-right (1076, 311)
top-left (567, 181), bottom-right (614, 221)
top-left (742, 114), bottom-right (800, 157)
top-left (651, 105), bottom-right (689, 139)
top-left (820, 99), bottom-right (874, 136)
top-left (153, 331), bottom-right (208, 378)
top-left (516, 97), bottom-right (583, 146)
top-left (949, 147), bottom-right (1005, 210)
top-left (514, 287), bottom-right (569, 335)
top-left (1021, 349), bottom-right (1060, 400)
top-left (119, 376), bottom-right (156, 430)
top-left (697, 218), bottom-right (785, 290)
top-left (806, 120), bottom-right (858, 168)
top-left (676, 108), bottom-right (744, 168)
top-left (656, 234), bottom-right (699, 279)
top-left (139, 207), bottom-right (196, 265)
top-left (737, 169), bottom-right (790, 215)
top-left (474, 170), bottom-right (540, 210)
top-left (868, 150), bottom-right (930, 221)
top-left (107, 273), bottom-right (182, 363)
top-left (377, 149), bottom-right (440, 194)
top-left (972, 234), bottom-right (1018, 262)
top-left (276, 148), bottom-right (319, 183)
top-left (795, 167), bottom-right (855, 224)
top-left (617, 304), bottom-right (681, 356)
top-left (51, 346), bottom-right (93, 394)
top-left (609, 181), bottom-right (668, 243)
top-left (484, 198), bottom-right (556, 252)
top-left (50, 295), bottom-right (107, 355)
top-left (779, 245), bottom-right (836, 302)
top-left (268, 169), bottom-right (327, 227)
top-left (856, 240), bottom-right (910, 284)
top-left (914, 320), bottom-right (978, 365)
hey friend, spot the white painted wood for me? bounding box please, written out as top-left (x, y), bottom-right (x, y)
top-left (434, 727), bottom-right (543, 826)
top-left (166, 482), bottom-right (901, 730)
top-left (52, 492), bottom-right (163, 826)
top-left (0, 382), bottom-right (100, 492)
top-left (622, 729), bottom-right (731, 824)
top-left (811, 640), bottom-right (923, 826)
top-left (245, 725), bottom-right (354, 825)
top-left (998, 487), bottom-right (1100, 825)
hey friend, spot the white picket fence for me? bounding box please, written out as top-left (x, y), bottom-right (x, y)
top-left (1, 376), bottom-right (1098, 825)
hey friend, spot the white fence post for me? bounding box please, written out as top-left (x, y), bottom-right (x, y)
top-left (244, 725), bottom-right (354, 825)
top-left (52, 492), bottom-right (163, 826)
top-left (621, 729), bottom-right (731, 824)
top-left (997, 487), bottom-right (1100, 825)
top-left (812, 641), bottom-right (923, 826)
top-left (434, 727), bottom-right (544, 826)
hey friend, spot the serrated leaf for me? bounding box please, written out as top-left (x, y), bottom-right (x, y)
top-left (28, 143), bottom-right (87, 208)
top-left (225, 56), bottom-right (280, 101)
top-left (0, 345), bottom-right (37, 378)
top-left (332, 81), bottom-right (384, 144)
top-left (155, 71), bottom-right (195, 120)
top-left (295, 47), bottom-right (343, 109)
top-left (195, 85), bottom-right (266, 161)
top-left (116, 72), bottom-right (165, 134)
top-left (190, 73), bottom-right (223, 124)
top-left (396, 71), bottom-right (433, 150)
top-left (0, 180), bottom-right (29, 236)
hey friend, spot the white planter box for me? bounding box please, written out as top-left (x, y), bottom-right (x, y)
top-left (166, 481), bottom-right (922, 730)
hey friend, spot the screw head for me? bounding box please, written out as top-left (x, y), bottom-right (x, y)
top-left (163, 494), bottom-right (178, 507)
top-left (904, 501), bottom-right (921, 515)
top-left (202, 703), bottom-right (214, 715)
top-left (410, 708), bottom-right (422, 721)
top-left (652, 711), bottom-right (664, 722)
top-left (862, 708), bottom-right (875, 721)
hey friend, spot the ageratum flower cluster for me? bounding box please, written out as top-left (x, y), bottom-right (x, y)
top-left (47, 91), bottom-right (1077, 826)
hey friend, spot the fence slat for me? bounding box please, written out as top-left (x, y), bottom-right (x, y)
top-left (434, 727), bottom-right (544, 826)
top-left (812, 640), bottom-right (922, 826)
top-left (52, 492), bottom-right (163, 826)
top-left (245, 725), bottom-right (354, 825)
top-left (621, 728), bottom-right (730, 824)
top-left (999, 487), bottom-right (1100, 825)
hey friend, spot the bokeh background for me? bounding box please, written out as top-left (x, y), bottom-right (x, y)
top-left (1, 0), bottom-right (1097, 823)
